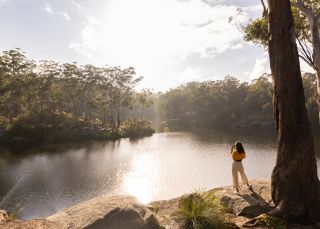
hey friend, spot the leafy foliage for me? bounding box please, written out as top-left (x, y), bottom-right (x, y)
top-left (119, 118), bottom-right (155, 138)
top-left (158, 74), bottom-right (318, 131)
top-left (0, 49), bottom-right (156, 144)
top-left (244, 18), bottom-right (269, 47)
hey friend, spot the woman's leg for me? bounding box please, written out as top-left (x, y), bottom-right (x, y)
top-left (238, 162), bottom-right (249, 185)
top-left (232, 161), bottom-right (239, 191)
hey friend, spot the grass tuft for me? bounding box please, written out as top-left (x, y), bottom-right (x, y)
top-left (175, 189), bottom-right (234, 229)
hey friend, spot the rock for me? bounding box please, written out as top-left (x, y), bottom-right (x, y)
top-left (47, 195), bottom-right (163, 229)
top-left (0, 219), bottom-right (59, 229)
top-left (0, 180), bottom-right (276, 228)
top-left (212, 180), bottom-right (273, 218)
top-left (149, 197), bottom-right (182, 229)
top-left (0, 210), bottom-right (8, 222)
top-left (220, 193), bottom-right (268, 217)
top-left (84, 208), bottom-right (161, 229)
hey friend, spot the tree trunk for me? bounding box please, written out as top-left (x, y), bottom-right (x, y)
top-left (117, 108), bottom-right (121, 129)
top-left (141, 106), bottom-right (144, 121)
top-left (268, 0), bottom-right (320, 223)
top-left (317, 70), bottom-right (320, 124)
top-left (296, 0), bottom-right (320, 125)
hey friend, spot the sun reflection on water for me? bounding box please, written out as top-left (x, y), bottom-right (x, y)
top-left (122, 152), bottom-right (160, 203)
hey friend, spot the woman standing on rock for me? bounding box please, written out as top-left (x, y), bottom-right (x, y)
top-left (231, 141), bottom-right (251, 193)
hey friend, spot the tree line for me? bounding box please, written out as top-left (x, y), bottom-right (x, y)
top-left (158, 74), bottom-right (319, 132)
top-left (0, 49), bottom-right (154, 144)
top-left (0, 49), bottom-right (319, 143)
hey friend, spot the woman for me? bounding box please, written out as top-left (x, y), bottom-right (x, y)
top-left (231, 141), bottom-right (251, 193)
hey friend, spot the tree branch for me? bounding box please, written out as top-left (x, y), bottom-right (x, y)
top-left (296, 36), bottom-right (317, 70)
top-left (261, 0), bottom-right (268, 18)
top-left (294, 0), bottom-right (316, 21)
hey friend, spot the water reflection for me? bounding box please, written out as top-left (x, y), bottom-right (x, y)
top-left (0, 132), bottom-right (319, 219)
top-left (122, 153), bottom-right (160, 203)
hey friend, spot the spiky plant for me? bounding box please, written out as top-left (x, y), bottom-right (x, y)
top-left (175, 190), bottom-right (229, 229)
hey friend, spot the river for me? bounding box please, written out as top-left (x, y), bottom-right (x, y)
top-left (0, 132), bottom-right (319, 220)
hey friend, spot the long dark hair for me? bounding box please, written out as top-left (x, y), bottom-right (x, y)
top-left (233, 141), bottom-right (245, 154)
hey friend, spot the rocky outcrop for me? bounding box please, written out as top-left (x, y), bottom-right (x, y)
top-left (47, 195), bottom-right (163, 229)
top-left (2, 180), bottom-right (308, 229)
top-left (213, 180), bottom-right (273, 218)
top-left (150, 180), bottom-right (273, 229)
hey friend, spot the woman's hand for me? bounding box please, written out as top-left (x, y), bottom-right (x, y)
top-left (231, 145), bottom-right (234, 154)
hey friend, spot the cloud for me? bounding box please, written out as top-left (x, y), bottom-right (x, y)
top-left (68, 0), bottom-right (263, 90)
top-left (58, 12), bottom-right (71, 21)
top-left (69, 17), bottom-right (101, 59)
top-left (44, 2), bottom-right (54, 14)
top-left (70, 0), bottom-right (251, 62)
top-left (141, 67), bottom-right (206, 91)
top-left (249, 54), bottom-right (270, 80)
top-left (0, 0), bottom-right (11, 4)
top-left (71, 0), bottom-right (82, 10)
top-left (176, 67), bottom-right (203, 82)
top-left (43, 2), bottom-right (71, 21)
top-left (230, 43), bottom-right (243, 50)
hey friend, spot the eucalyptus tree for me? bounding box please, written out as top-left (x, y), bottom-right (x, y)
top-left (60, 63), bottom-right (84, 116)
top-left (244, 75), bottom-right (273, 115)
top-left (268, 0), bottom-right (320, 222)
top-left (0, 49), bottom-right (37, 124)
top-left (81, 64), bottom-right (104, 121)
top-left (244, 0), bottom-right (320, 123)
top-left (108, 66), bottom-right (142, 127)
top-left (36, 60), bottom-right (62, 121)
top-left (136, 88), bottom-right (154, 120)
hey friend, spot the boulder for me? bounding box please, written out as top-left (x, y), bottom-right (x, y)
top-left (0, 210), bottom-right (8, 222)
top-left (220, 193), bottom-right (268, 217)
top-left (213, 180), bottom-right (273, 218)
top-left (47, 195), bottom-right (163, 229)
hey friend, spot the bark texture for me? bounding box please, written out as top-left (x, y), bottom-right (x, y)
top-left (268, 0), bottom-right (320, 223)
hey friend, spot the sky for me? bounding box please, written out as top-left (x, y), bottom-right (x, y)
top-left (0, 0), bottom-right (314, 91)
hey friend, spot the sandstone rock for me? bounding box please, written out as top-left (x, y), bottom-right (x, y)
top-left (220, 193), bottom-right (268, 217)
top-left (0, 210), bottom-right (8, 222)
top-left (0, 219), bottom-right (59, 229)
top-left (0, 180), bottom-right (276, 228)
top-left (212, 180), bottom-right (273, 218)
top-left (47, 195), bottom-right (163, 229)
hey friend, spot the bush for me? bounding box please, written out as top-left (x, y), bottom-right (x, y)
top-left (119, 118), bottom-right (155, 138)
top-left (175, 190), bottom-right (232, 229)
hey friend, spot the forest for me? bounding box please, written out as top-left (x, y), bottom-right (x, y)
top-left (158, 73), bottom-right (319, 132)
top-left (0, 49), bottom-right (155, 145)
top-left (0, 48), bottom-right (319, 146)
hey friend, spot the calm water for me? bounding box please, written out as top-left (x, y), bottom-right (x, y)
top-left (0, 132), bottom-right (319, 220)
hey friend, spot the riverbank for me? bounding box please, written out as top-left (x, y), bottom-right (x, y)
top-left (0, 119), bottom-right (155, 148)
top-left (0, 180), bottom-right (315, 228)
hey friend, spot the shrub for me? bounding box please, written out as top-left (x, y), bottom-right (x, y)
top-left (175, 190), bottom-right (232, 229)
top-left (119, 118), bottom-right (155, 138)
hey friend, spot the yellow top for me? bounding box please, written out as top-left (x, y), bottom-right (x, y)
top-left (232, 150), bottom-right (246, 161)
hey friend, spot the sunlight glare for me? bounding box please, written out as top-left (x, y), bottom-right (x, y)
top-left (122, 152), bottom-right (160, 203)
